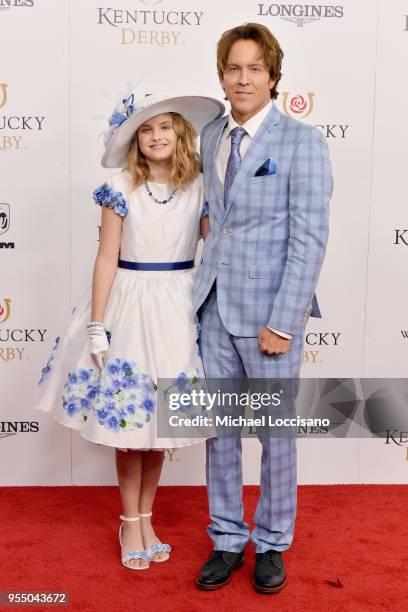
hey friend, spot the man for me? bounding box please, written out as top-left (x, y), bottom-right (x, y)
top-left (193, 23), bottom-right (333, 593)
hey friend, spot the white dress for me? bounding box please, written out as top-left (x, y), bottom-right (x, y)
top-left (35, 170), bottom-right (210, 449)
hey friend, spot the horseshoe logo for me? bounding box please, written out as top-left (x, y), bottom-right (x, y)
top-left (0, 83), bottom-right (8, 109)
top-left (281, 92), bottom-right (315, 118)
top-left (0, 298), bottom-right (12, 324)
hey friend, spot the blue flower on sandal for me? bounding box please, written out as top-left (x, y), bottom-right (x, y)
top-left (147, 543), bottom-right (171, 554)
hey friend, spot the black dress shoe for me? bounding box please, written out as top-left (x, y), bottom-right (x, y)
top-left (253, 550), bottom-right (286, 594)
top-left (196, 550), bottom-right (245, 590)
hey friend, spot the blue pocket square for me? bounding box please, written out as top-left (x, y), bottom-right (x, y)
top-left (255, 158), bottom-right (277, 177)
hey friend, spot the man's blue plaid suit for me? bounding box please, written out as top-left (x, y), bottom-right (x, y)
top-left (193, 103), bottom-right (333, 552)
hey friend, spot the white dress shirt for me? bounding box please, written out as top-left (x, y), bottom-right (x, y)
top-left (214, 101), bottom-right (292, 340)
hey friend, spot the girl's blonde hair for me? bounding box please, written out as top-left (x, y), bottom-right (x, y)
top-left (126, 112), bottom-right (200, 190)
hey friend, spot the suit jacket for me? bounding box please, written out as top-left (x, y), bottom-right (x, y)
top-left (193, 103), bottom-right (333, 337)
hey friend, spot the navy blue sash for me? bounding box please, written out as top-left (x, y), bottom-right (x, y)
top-left (118, 259), bottom-right (194, 271)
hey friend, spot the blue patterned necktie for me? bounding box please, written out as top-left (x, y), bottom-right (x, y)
top-left (224, 126), bottom-right (247, 208)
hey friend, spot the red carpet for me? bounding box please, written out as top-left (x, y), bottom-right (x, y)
top-left (1, 485), bottom-right (407, 611)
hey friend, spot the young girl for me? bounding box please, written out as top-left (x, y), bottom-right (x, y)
top-left (35, 92), bottom-right (224, 570)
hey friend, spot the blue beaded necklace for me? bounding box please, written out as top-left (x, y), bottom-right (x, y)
top-left (144, 180), bottom-right (177, 205)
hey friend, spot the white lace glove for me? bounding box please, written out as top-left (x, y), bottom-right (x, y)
top-left (87, 322), bottom-right (109, 371)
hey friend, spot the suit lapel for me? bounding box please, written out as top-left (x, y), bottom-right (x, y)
top-left (224, 104), bottom-right (281, 219)
top-left (207, 116), bottom-right (228, 213)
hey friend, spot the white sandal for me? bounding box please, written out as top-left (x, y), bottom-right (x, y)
top-left (139, 511), bottom-right (171, 563)
top-left (119, 515), bottom-right (151, 570)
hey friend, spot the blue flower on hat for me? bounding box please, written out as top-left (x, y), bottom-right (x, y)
top-left (109, 111), bottom-right (128, 129)
top-left (104, 94), bottom-right (137, 147)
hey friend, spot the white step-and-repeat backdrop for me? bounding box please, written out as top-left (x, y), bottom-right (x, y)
top-left (1, 0), bottom-right (407, 485)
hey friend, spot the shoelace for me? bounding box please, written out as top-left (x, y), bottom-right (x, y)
top-left (257, 551), bottom-right (282, 570)
top-left (210, 550), bottom-right (238, 566)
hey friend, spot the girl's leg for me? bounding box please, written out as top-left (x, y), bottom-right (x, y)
top-left (139, 450), bottom-right (168, 561)
top-left (115, 448), bottom-right (148, 569)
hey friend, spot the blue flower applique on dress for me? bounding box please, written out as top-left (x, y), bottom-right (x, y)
top-left (162, 367), bottom-right (207, 415)
top-left (62, 368), bottom-right (101, 425)
top-left (93, 183), bottom-right (128, 218)
top-left (39, 337), bottom-right (60, 385)
top-left (92, 358), bottom-right (157, 432)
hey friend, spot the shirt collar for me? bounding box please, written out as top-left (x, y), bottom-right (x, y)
top-left (225, 100), bottom-right (273, 139)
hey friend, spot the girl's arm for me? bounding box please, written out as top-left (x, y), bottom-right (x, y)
top-left (200, 216), bottom-right (209, 241)
top-left (91, 206), bottom-right (123, 322)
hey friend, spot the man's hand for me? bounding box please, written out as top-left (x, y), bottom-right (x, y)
top-left (258, 327), bottom-right (291, 355)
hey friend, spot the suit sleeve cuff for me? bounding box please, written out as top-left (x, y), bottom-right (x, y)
top-left (267, 326), bottom-right (293, 340)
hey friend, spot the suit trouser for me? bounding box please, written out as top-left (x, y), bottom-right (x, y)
top-left (199, 284), bottom-right (303, 553)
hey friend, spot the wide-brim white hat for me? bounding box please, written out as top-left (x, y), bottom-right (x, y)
top-left (101, 93), bottom-right (225, 168)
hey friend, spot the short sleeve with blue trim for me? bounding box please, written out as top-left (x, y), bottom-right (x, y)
top-left (93, 174), bottom-right (128, 218)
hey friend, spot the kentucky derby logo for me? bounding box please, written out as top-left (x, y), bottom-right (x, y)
top-left (0, 203), bottom-right (10, 235)
top-left (281, 92), bottom-right (315, 118)
top-left (0, 83), bottom-right (7, 109)
top-left (281, 91), bottom-right (348, 139)
top-left (97, 6), bottom-right (203, 47)
top-left (0, 297), bottom-right (46, 363)
top-left (0, 298), bottom-right (12, 324)
top-left (0, 82), bottom-right (45, 153)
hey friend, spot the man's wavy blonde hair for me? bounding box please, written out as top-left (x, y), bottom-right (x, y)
top-left (217, 23), bottom-right (283, 100)
top-left (126, 112), bottom-right (200, 190)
